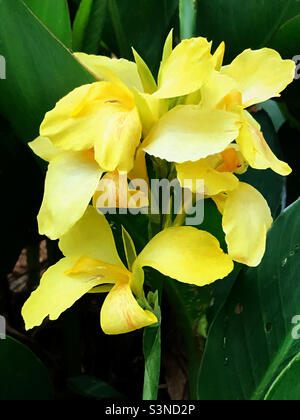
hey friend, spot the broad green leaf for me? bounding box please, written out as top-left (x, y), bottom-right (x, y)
top-left (260, 100), bottom-right (286, 132)
top-left (24, 0), bottom-right (72, 47)
top-left (68, 375), bottom-right (125, 399)
top-left (0, 0), bottom-right (95, 143)
top-left (196, 0), bottom-right (300, 63)
top-left (264, 352), bottom-right (300, 400)
top-left (269, 14), bottom-right (300, 125)
top-left (105, 0), bottom-right (179, 74)
top-left (198, 198), bottom-right (300, 400)
top-left (179, 0), bottom-right (197, 39)
top-left (0, 336), bottom-right (54, 400)
top-left (143, 324), bottom-right (161, 400)
top-left (270, 14), bottom-right (300, 58)
top-left (72, 0), bottom-right (108, 53)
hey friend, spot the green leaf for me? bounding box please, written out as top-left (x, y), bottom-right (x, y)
top-left (72, 0), bottom-right (108, 53)
top-left (264, 352), bottom-right (300, 400)
top-left (105, 0), bottom-right (179, 75)
top-left (143, 324), bottom-right (161, 400)
top-left (0, 0), bottom-right (95, 143)
top-left (260, 100), bottom-right (286, 132)
top-left (179, 0), bottom-right (197, 39)
top-left (142, 277), bottom-right (162, 401)
top-left (269, 14), bottom-right (300, 123)
top-left (0, 336), bottom-right (54, 400)
top-left (23, 0), bottom-right (72, 47)
top-left (270, 14), bottom-right (300, 58)
top-left (198, 198), bottom-right (300, 400)
top-left (121, 226), bottom-right (137, 271)
top-left (196, 0), bottom-right (300, 62)
top-left (68, 375), bottom-right (125, 399)
top-left (132, 48), bottom-right (157, 94)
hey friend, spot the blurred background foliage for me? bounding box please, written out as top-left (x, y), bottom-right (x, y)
top-left (0, 0), bottom-right (299, 400)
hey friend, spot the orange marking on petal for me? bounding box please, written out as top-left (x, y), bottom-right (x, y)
top-left (217, 148), bottom-right (241, 173)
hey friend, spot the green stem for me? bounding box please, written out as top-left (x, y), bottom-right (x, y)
top-left (179, 0), bottom-right (198, 40)
top-left (142, 323), bottom-right (161, 400)
top-left (142, 275), bottom-right (163, 400)
top-left (142, 220), bottom-right (164, 400)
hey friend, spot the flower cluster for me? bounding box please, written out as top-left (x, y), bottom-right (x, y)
top-left (22, 32), bottom-right (295, 334)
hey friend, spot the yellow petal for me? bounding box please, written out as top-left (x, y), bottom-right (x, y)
top-left (143, 105), bottom-right (241, 163)
top-left (22, 257), bottom-right (104, 330)
top-left (222, 182), bottom-right (273, 267)
top-left (59, 206), bottom-right (124, 267)
top-left (237, 110), bottom-right (292, 176)
top-left (221, 48), bottom-right (296, 107)
top-left (212, 193), bottom-right (227, 214)
top-left (40, 82), bottom-right (141, 172)
top-left (29, 136), bottom-right (61, 162)
top-left (40, 83), bottom-right (97, 151)
top-left (38, 152), bottom-right (102, 240)
top-left (100, 280), bottom-right (157, 334)
top-left (153, 37), bottom-right (214, 98)
top-left (136, 227), bottom-right (234, 286)
top-left (66, 255), bottom-right (130, 283)
top-left (128, 146), bottom-right (149, 185)
top-left (94, 104), bottom-right (142, 172)
top-left (176, 159), bottom-right (239, 196)
top-left (200, 71), bottom-right (238, 110)
top-left (74, 52), bottom-right (143, 92)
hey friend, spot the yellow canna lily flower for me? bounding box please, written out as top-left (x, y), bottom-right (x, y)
top-left (30, 73), bottom-right (142, 239)
top-left (201, 48), bottom-right (295, 176)
top-left (76, 34), bottom-right (216, 101)
top-left (139, 38), bottom-right (243, 163)
top-left (40, 81), bottom-right (141, 172)
top-left (22, 206), bottom-right (234, 335)
top-left (75, 51), bottom-right (165, 137)
top-left (176, 145), bottom-right (248, 196)
top-left (213, 182), bottom-right (273, 267)
top-left (75, 33), bottom-right (224, 140)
